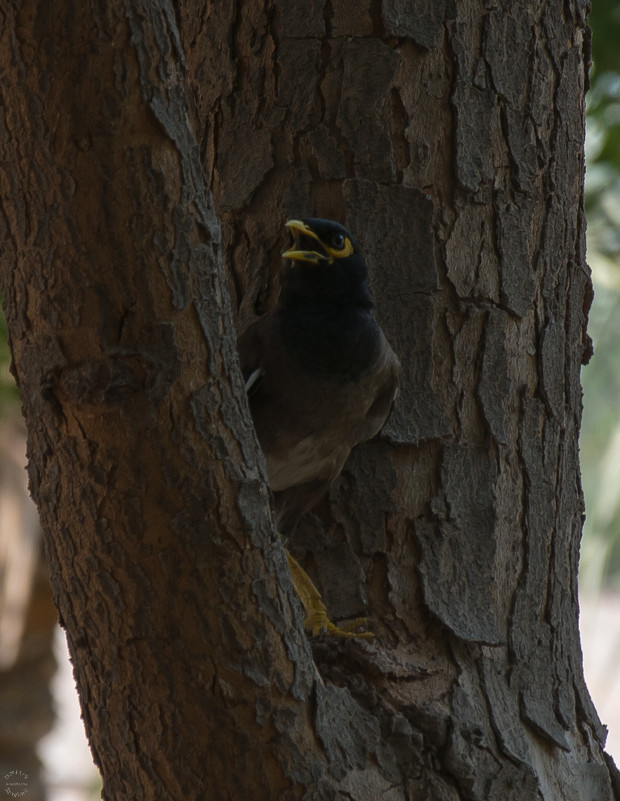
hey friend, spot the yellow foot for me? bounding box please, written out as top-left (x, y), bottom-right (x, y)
top-left (286, 551), bottom-right (374, 639)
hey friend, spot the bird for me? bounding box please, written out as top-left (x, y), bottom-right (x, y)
top-left (238, 218), bottom-right (400, 637)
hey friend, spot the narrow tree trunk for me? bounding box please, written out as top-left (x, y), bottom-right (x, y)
top-left (0, 3), bottom-right (325, 798)
top-left (1, 1), bottom-right (618, 800)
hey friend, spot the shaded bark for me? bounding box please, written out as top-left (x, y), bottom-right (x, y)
top-left (0, 3), bottom-right (321, 798)
top-left (1, 1), bottom-right (618, 800)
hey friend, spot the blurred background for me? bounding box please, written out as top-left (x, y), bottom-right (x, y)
top-left (575, 0), bottom-right (620, 766)
top-left (2, 5), bottom-right (620, 798)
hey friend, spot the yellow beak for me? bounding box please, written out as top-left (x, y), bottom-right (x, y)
top-left (282, 220), bottom-right (330, 264)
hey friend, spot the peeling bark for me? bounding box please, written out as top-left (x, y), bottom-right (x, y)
top-left (1, 1), bottom-right (617, 800)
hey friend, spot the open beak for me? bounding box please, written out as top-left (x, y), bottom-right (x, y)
top-left (282, 220), bottom-right (330, 264)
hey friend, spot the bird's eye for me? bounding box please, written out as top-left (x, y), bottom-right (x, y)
top-left (331, 233), bottom-right (346, 250)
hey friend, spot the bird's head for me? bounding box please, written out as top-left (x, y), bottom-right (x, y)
top-left (282, 219), bottom-right (358, 266)
top-left (280, 217), bottom-right (372, 309)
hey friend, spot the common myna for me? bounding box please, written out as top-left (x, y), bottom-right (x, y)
top-left (238, 218), bottom-right (400, 637)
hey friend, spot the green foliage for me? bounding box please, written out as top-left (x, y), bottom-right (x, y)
top-left (580, 5), bottom-right (620, 590)
top-left (0, 300), bottom-right (19, 414)
top-left (588, 0), bottom-right (620, 75)
top-left (587, 0), bottom-right (620, 170)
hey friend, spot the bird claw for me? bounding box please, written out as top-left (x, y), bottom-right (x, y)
top-left (286, 551), bottom-right (374, 640)
top-left (304, 610), bottom-right (374, 639)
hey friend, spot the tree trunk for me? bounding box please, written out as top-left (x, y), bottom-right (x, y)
top-left (1, 1), bottom-right (618, 800)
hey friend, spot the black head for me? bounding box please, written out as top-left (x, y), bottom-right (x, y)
top-left (281, 218), bottom-right (371, 308)
top-left (279, 218), bottom-right (380, 378)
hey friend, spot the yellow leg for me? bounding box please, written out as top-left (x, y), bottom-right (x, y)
top-left (286, 551), bottom-right (374, 639)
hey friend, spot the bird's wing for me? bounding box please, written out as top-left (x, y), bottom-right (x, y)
top-left (237, 314), bottom-right (400, 494)
top-left (244, 367), bottom-right (264, 396)
top-left (356, 337), bottom-right (400, 443)
top-left (237, 314), bottom-right (274, 394)
top-left (237, 313), bottom-right (304, 481)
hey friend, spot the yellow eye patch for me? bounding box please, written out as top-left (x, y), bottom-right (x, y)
top-left (325, 236), bottom-right (354, 259)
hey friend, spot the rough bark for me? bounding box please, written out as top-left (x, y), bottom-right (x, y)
top-left (1, 1), bottom-right (618, 800)
top-left (0, 3), bottom-right (321, 798)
